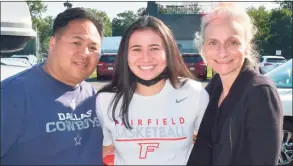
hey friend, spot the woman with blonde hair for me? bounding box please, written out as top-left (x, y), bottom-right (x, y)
top-left (187, 2), bottom-right (283, 165)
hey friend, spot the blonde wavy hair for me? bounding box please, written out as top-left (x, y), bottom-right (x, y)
top-left (194, 2), bottom-right (259, 67)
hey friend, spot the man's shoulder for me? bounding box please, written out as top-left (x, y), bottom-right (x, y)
top-left (1, 66), bottom-right (40, 91)
top-left (250, 73), bottom-right (276, 88)
top-left (80, 81), bottom-right (98, 96)
top-left (243, 74), bottom-right (278, 99)
top-left (96, 91), bottom-right (115, 102)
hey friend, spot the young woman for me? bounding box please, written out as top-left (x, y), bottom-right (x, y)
top-left (96, 16), bottom-right (209, 165)
top-left (187, 3), bottom-right (283, 165)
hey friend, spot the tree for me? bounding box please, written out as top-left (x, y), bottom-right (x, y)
top-left (86, 8), bottom-right (112, 37)
top-left (112, 11), bottom-right (137, 36)
top-left (275, 0), bottom-right (293, 10)
top-left (268, 8), bottom-right (292, 59)
top-left (158, 2), bottom-right (202, 14)
top-left (25, 0), bottom-right (48, 57)
top-left (179, 2), bottom-right (202, 13)
top-left (247, 6), bottom-right (271, 54)
top-left (137, 7), bottom-right (147, 17)
top-left (247, 5), bottom-right (292, 59)
top-left (34, 16), bottom-right (54, 53)
top-left (26, 0), bottom-right (47, 19)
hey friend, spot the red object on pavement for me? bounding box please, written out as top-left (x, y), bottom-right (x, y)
top-left (103, 154), bottom-right (115, 165)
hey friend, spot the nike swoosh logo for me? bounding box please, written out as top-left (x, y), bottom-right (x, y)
top-left (176, 97), bottom-right (188, 103)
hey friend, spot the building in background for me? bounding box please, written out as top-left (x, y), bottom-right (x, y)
top-left (147, 1), bottom-right (205, 53)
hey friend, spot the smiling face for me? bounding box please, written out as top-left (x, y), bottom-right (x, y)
top-left (47, 19), bottom-right (101, 85)
top-left (127, 28), bottom-right (167, 80)
top-left (203, 18), bottom-right (247, 76)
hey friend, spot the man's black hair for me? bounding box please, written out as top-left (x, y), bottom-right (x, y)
top-left (52, 7), bottom-right (104, 38)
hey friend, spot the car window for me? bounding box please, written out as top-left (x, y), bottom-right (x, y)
top-left (266, 59), bottom-right (292, 88)
top-left (182, 55), bottom-right (203, 63)
top-left (99, 55), bottom-right (116, 63)
top-left (266, 58), bottom-right (286, 63)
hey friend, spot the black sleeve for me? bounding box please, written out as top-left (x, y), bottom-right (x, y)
top-left (245, 85), bottom-right (283, 165)
top-left (1, 86), bottom-right (26, 159)
top-left (205, 74), bottom-right (219, 95)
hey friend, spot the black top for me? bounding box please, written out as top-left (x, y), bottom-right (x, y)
top-left (187, 60), bottom-right (283, 165)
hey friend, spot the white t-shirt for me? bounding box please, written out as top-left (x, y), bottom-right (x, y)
top-left (96, 79), bottom-right (209, 165)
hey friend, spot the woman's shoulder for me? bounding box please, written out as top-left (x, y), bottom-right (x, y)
top-left (178, 77), bottom-right (206, 92)
top-left (233, 70), bottom-right (279, 106)
top-left (244, 74), bottom-right (279, 102)
top-left (250, 73), bottom-right (276, 89)
top-left (96, 92), bottom-right (116, 105)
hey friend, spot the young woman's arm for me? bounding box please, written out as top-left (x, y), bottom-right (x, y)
top-left (193, 88), bottom-right (209, 143)
top-left (103, 145), bottom-right (114, 165)
top-left (96, 95), bottom-right (115, 165)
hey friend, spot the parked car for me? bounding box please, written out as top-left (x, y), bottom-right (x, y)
top-left (96, 53), bottom-right (116, 80)
top-left (181, 53), bottom-right (207, 80)
top-left (10, 54), bottom-right (38, 65)
top-left (259, 56), bottom-right (287, 74)
top-left (265, 59), bottom-right (292, 166)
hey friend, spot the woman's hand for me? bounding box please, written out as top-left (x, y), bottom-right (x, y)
top-left (103, 145), bottom-right (114, 166)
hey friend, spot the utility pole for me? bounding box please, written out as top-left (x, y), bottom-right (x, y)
top-left (63, 0), bottom-right (72, 9)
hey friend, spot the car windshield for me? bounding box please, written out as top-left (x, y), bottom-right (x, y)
top-left (182, 55), bottom-right (203, 63)
top-left (265, 59), bottom-right (292, 88)
top-left (99, 55), bottom-right (116, 63)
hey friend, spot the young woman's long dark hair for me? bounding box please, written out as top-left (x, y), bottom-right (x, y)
top-left (97, 16), bottom-right (194, 129)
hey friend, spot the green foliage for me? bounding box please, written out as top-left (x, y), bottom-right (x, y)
top-left (247, 6), bottom-right (271, 54)
top-left (137, 7), bottom-right (147, 17)
top-left (26, 0), bottom-right (47, 19)
top-left (158, 2), bottom-right (202, 14)
top-left (268, 8), bottom-right (292, 59)
top-left (23, 1), bottom-right (292, 60)
top-left (275, 0), bottom-right (293, 10)
top-left (25, 0), bottom-right (48, 55)
top-left (112, 11), bottom-right (137, 36)
top-left (112, 2), bottom-right (203, 36)
top-left (86, 8), bottom-right (112, 37)
top-left (248, 6), bottom-right (292, 59)
top-left (34, 16), bottom-right (53, 53)
top-left (25, 1), bottom-right (112, 55)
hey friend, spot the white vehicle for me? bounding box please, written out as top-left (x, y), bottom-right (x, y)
top-left (1, 0), bottom-right (36, 81)
top-left (11, 54), bottom-right (38, 65)
top-left (1, 58), bottom-right (31, 81)
top-left (265, 59), bottom-right (292, 166)
top-left (259, 56), bottom-right (287, 74)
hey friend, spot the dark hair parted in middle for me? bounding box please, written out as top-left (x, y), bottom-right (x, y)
top-left (97, 16), bottom-right (194, 129)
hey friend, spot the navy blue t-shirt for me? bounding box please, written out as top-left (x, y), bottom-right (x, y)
top-left (1, 64), bottom-right (103, 165)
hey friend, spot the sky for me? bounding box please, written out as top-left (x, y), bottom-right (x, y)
top-left (42, 0), bottom-right (281, 20)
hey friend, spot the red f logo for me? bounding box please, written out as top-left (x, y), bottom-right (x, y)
top-left (138, 143), bottom-right (160, 159)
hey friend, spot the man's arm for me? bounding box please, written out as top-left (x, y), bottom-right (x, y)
top-left (1, 87), bottom-right (25, 159)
